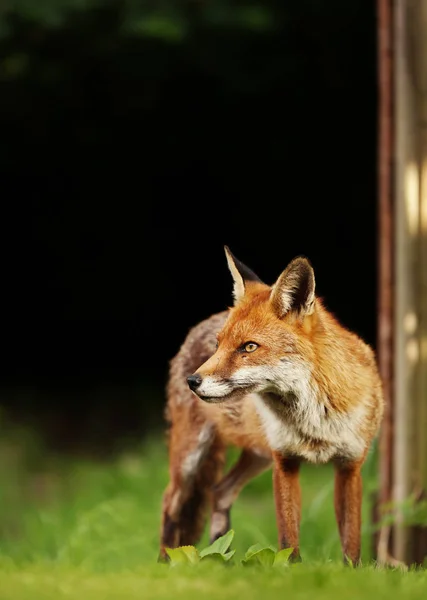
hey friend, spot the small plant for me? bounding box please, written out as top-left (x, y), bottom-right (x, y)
top-left (242, 543), bottom-right (294, 567)
top-left (164, 530), bottom-right (293, 567)
top-left (165, 529), bottom-right (235, 566)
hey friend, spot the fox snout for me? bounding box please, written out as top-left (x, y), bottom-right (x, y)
top-left (187, 373), bottom-right (202, 392)
top-left (186, 352), bottom-right (240, 402)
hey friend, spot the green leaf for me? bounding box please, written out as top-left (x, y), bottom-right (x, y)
top-left (222, 550), bottom-right (236, 562)
top-left (200, 550), bottom-right (236, 564)
top-left (273, 548), bottom-right (293, 566)
top-left (199, 530), bottom-right (235, 558)
top-left (244, 543), bottom-right (264, 559)
top-left (165, 548), bottom-right (188, 566)
top-left (165, 545), bottom-right (199, 566)
top-left (244, 543), bottom-right (276, 560)
top-left (180, 545), bottom-right (200, 564)
top-left (242, 547), bottom-right (276, 567)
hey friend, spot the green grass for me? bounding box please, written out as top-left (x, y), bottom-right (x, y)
top-left (0, 426), bottom-right (425, 599)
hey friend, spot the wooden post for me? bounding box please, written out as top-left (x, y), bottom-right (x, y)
top-left (376, 0), bottom-right (394, 565)
top-left (410, 0), bottom-right (427, 565)
top-left (385, 0), bottom-right (427, 566)
top-left (376, 0), bottom-right (427, 567)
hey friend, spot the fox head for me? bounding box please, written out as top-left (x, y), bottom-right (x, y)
top-left (187, 247), bottom-right (317, 403)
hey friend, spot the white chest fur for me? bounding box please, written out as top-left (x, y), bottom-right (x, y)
top-left (252, 393), bottom-right (366, 463)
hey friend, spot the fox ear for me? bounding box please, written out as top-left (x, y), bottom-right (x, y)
top-left (224, 246), bottom-right (263, 304)
top-left (270, 257), bottom-right (315, 318)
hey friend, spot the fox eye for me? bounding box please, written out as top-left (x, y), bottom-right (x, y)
top-left (215, 340), bottom-right (219, 350)
top-left (242, 342), bottom-right (258, 353)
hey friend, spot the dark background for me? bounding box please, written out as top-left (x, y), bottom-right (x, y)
top-left (0, 1), bottom-right (377, 455)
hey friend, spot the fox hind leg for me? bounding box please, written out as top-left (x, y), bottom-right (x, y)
top-left (159, 419), bottom-right (225, 560)
top-left (210, 449), bottom-right (271, 543)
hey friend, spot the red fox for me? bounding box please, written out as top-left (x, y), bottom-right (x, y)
top-left (160, 247), bottom-right (384, 565)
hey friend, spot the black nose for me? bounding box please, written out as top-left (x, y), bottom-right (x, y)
top-left (187, 373), bottom-right (202, 391)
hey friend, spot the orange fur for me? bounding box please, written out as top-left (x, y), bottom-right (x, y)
top-left (272, 452), bottom-right (302, 561)
top-left (159, 250), bottom-right (384, 565)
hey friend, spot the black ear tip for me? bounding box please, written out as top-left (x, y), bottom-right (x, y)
top-left (224, 246), bottom-right (263, 284)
